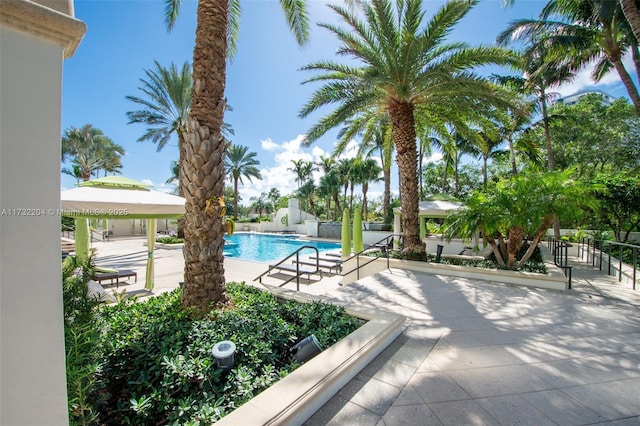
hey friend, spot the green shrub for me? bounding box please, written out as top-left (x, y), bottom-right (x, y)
top-left (62, 255), bottom-right (103, 426)
top-left (156, 236), bottom-right (184, 244)
top-left (386, 244), bottom-right (547, 274)
top-left (95, 283), bottom-right (362, 424)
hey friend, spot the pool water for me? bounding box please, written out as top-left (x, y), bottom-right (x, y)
top-left (224, 233), bottom-right (341, 263)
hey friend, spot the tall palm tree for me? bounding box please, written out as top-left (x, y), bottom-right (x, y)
top-left (496, 35), bottom-right (575, 172)
top-left (61, 124), bottom-right (124, 182)
top-left (620, 0), bottom-right (640, 42)
top-left (475, 130), bottom-right (506, 189)
top-left (499, 0), bottom-right (640, 115)
top-left (337, 114), bottom-right (394, 216)
top-left (288, 159), bottom-right (315, 189)
top-left (296, 180), bottom-right (318, 216)
top-left (300, 0), bottom-right (516, 253)
top-left (317, 169), bottom-right (342, 221)
top-left (224, 144), bottom-right (261, 220)
top-left (163, 0), bottom-right (310, 310)
top-left (126, 61), bottom-right (191, 236)
top-left (358, 158), bottom-right (383, 220)
top-left (336, 158), bottom-right (354, 213)
top-left (267, 187), bottom-right (281, 213)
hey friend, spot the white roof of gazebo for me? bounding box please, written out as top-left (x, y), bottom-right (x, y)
top-left (393, 199), bottom-right (464, 218)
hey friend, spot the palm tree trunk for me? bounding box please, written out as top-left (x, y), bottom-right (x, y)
top-left (620, 0), bottom-right (640, 43)
top-left (611, 58), bottom-right (640, 115)
top-left (418, 144), bottom-right (424, 198)
top-left (325, 198), bottom-right (331, 221)
top-left (177, 132), bottom-right (186, 238)
top-left (349, 182), bottom-right (354, 213)
top-left (541, 86), bottom-right (561, 239)
top-left (632, 45), bottom-right (640, 84)
top-left (383, 166), bottom-right (390, 217)
top-left (233, 177), bottom-right (239, 220)
top-left (181, 0), bottom-right (229, 311)
top-left (362, 182), bottom-right (369, 220)
top-left (507, 225), bottom-right (524, 270)
top-left (485, 234), bottom-right (506, 267)
top-left (454, 153), bottom-right (460, 193)
top-left (508, 136), bottom-right (517, 175)
top-left (517, 214), bottom-right (554, 269)
top-left (441, 157), bottom-right (449, 193)
top-left (482, 155), bottom-right (488, 189)
top-left (497, 232), bottom-right (507, 261)
top-left (389, 100), bottom-right (423, 253)
top-left (540, 88), bottom-right (554, 171)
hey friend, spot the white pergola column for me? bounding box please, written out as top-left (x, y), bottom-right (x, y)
top-left (1, 1), bottom-right (85, 424)
top-left (393, 209), bottom-right (402, 250)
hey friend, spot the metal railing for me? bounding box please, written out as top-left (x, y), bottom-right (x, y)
top-left (579, 238), bottom-right (638, 290)
top-left (547, 237), bottom-right (573, 289)
top-left (342, 234), bottom-right (402, 281)
top-left (254, 246), bottom-right (320, 291)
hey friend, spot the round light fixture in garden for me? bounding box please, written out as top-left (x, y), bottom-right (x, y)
top-left (211, 340), bottom-right (236, 370)
top-left (290, 335), bottom-right (323, 363)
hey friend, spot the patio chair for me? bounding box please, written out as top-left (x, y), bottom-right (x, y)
top-left (92, 266), bottom-right (137, 288)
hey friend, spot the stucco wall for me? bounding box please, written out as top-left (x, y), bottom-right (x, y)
top-left (0, 25), bottom-right (69, 425)
top-left (1, 1), bottom-right (86, 423)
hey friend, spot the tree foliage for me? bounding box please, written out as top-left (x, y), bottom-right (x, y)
top-left (444, 170), bottom-right (594, 269)
top-left (591, 172), bottom-right (640, 242)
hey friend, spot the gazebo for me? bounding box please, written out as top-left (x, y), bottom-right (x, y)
top-left (61, 176), bottom-right (185, 289)
top-left (392, 194), bottom-right (464, 241)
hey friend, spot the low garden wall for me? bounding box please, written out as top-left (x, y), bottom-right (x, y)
top-left (341, 245), bottom-right (568, 291)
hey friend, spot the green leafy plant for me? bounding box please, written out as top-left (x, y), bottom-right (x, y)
top-left (95, 283), bottom-right (362, 424)
top-left (62, 255), bottom-right (103, 426)
top-left (156, 236), bottom-right (184, 244)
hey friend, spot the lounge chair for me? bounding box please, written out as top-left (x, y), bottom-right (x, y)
top-left (92, 266), bottom-right (137, 288)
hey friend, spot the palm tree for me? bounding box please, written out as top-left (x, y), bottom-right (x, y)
top-left (358, 158), bottom-right (382, 220)
top-left (126, 61), bottom-right (191, 236)
top-left (336, 114), bottom-right (394, 216)
top-left (475, 130), bottom-right (506, 189)
top-left (163, 0), bottom-right (310, 310)
top-left (499, 0), bottom-right (640, 115)
top-left (336, 158), bottom-right (353, 213)
top-left (267, 187), bottom-right (281, 213)
top-left (620, 0), bottom-right (640, 42)
top-left (317, 169), bottom-right (342, 221)
top-left (296, 180), bottom-right (318, 217)
top-left (300, 0), bottom-right (516, 254)
top-left (249, 193), bottom-right (270, 217)
top-left (444, 170), bottom-right (594, 269)
top-left (224, 144), bottom-right (261, 220)
top-left (61, 124), bottom-right (125, 182)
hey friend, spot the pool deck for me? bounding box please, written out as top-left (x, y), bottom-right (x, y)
top-left (88, 236), bottom-right (640, 425)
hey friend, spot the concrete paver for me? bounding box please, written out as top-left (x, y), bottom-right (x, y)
top-left (88, 237), bottom-right (640, 425)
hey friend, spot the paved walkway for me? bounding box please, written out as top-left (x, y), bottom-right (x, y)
top-left (90, 239), bottom-right (640, 425)
top-left (305, 259), bottom-right (640, 425)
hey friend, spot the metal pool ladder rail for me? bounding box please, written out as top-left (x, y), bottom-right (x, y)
top-left (255, 246), bottom-right (320, 291)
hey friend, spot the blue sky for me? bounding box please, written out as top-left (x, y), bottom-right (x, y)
top-left (62, 0), bottom-right (634, 204)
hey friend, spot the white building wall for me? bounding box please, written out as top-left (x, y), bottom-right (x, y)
top-left (0, 1), bottom-right (85, 424)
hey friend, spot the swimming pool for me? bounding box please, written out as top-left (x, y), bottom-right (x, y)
top-left (224, 233), bottom-right (341, 263)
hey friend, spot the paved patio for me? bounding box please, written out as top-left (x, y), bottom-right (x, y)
top-left (89, 237), bottom-right (640, 425)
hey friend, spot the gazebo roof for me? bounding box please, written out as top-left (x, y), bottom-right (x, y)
top-left (393, 195), bottom-right (464, 218)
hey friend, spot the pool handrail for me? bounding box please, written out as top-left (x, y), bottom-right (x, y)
top-left (255, 245), bottom-right (320, 291)
top-left (341, 234), bottom-right (402, 281)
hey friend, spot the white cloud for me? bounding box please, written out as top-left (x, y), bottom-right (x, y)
top-left (140, 178), bottom-right (177, 194)
top-left (554, 51), bottom-right (635, 99)
top-left (261, 138), bottom-right (279, 151)
top-left (236, 135), bottom-right (330, 206)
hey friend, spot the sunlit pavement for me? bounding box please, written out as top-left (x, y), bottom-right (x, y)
top-left (89, 237), bottom-right (640, 425)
